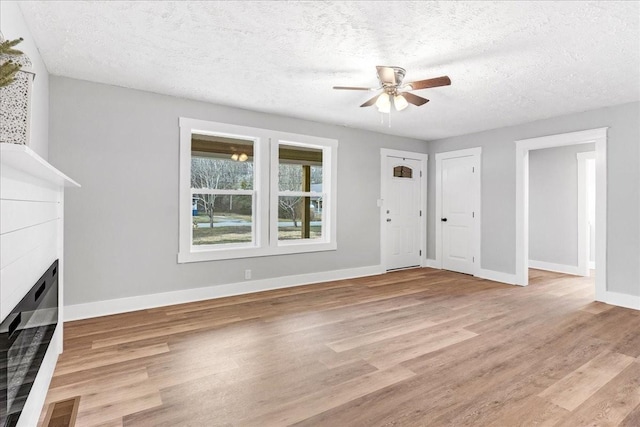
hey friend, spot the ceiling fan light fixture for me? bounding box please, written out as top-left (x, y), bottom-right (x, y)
top-left (377, 102), bottom-right (391, 114)
top-left (231, 153), bottom-right (239, 161)
top-left (394, 94), bottom-right (408, 111)
top-left (238, 153), bottom-right (248, 162)
top-left (375, 93), bottom-right (390, 110)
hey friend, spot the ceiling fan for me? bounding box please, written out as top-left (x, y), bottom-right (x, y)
top-left (333, 66), bottom-right (451, 113)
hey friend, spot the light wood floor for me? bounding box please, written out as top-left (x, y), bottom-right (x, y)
top-left (38, 268), bottom-right (640, 426)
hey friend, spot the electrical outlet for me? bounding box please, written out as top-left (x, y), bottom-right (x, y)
top-left (245, 269), bottom-right (252, 280)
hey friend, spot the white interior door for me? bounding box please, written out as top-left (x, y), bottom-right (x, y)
top-left (383, 156), bottom-right (422, 270)
top-left (441, 155), bottom-right (476, 274)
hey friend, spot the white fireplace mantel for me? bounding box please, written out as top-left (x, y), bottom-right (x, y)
top-left (0, 143), bottom-right (79, 187)
top-left (0, 142), bottom-right (79, 427)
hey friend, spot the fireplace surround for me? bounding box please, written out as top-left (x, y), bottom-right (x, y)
top-left (1, 142), bottom-right (79, 425)
top-left (0, 260), bottom-right (58, 426)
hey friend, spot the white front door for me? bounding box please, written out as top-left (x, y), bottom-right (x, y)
top-left (383, 156), bottom-right (422, 270)
top-left (441, 155), bottom-right (477, 274)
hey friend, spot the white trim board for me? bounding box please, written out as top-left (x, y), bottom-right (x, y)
top-left (435, 147), bottom-right (482, 276)
top-left (515, 127), bottom-right (607, 303)
top-left (423, 259), bottom-right (516, 286)
top-left (477, 269), bottom-right (517, 285)
top-left (529, 260), bottom-right (580, 276)
top-left (424, 259), bottom-right (439, 269)
top-left (379, 148), bottom-right (428, 271)
top-left (577, 151), bottom-right (596, 277)
top-left (604, 291), bottom-right (640, 311)
top-left (65, 265), bottom-right (384, 321)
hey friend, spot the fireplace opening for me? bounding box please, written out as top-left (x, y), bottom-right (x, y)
top-left (1, 260), bottom-right (59, 427)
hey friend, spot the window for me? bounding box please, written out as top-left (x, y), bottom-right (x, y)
top-left (276, 143), bottom-right (324, 242)
top-left (179, 118), bottom-right (337, 262)
top-left (191, 134), bottom-right (255, 247)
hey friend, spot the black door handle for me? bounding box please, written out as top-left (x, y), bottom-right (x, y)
top-left (441, 218), bottom-right (447, 222)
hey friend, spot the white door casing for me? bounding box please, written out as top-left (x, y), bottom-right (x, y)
top-left (380, 149), bottom-right (427, 271)
top-left (577, 151), bottom-right (596, 277)
top-left (435, 147), bottom-right (481, 276)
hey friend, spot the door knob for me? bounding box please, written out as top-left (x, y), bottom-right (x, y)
top-left (386, 218), bottom-right (392, 222)
top-left (441, 218), bottom-right (447, 222)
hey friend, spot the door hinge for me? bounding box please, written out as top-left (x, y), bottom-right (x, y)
top-left (473, 256), bottom-right (475, 263)
top-left (420, 170), bottom-right (423, 177)
top-left (420, 210), bottom-right (422, 217)
top-left (420, 250), bottom-right (422, 256)
top-left (472, 211), bottom-right (475, 218)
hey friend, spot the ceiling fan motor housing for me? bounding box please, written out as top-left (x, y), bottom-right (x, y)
top-left (377, 66), bottom-right (406, 90)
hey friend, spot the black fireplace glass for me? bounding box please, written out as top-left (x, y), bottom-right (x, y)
top-left (0, 260), bottom-right (58, 427)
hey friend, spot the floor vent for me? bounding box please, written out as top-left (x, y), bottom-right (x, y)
top-left (42, 396), bottom-right (80, 427)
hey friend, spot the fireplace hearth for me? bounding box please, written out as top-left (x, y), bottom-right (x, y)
top-left (0, 260), bottom-right (58, 427)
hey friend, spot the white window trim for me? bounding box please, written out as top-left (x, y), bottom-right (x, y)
top-left (178, 118), bottom-right (338, 263)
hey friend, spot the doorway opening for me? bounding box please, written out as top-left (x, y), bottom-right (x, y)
top-left (528, 145), bottom-right (595, 277)
top-left (515, 128), bottom-right (607, 301)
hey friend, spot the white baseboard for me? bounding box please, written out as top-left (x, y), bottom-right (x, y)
top-left (424, 259), bottom-right (439, 269)
top-left (603, 291), bottom-right (640, 311)
top-left (17, 325), bottom-right (61, 427)
top-left (529, 260), bottom-right (580, 276)
top-left (423, 260), bottom-right (515, 286)
top-left (477, 268), bottom-right (517, 285)
top-left (65, 265), bottom-right (384, 321)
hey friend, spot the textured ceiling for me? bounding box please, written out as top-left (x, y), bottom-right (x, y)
top-left (18, 1), bottom-right (640, 141)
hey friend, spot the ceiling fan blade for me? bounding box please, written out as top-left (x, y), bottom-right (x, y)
top-left (360, 94), bottom-right (380, 107)
top-left (376, 66), bottom-right (396, 85)
top-left (406, 76), bottom-right (451, 91)
top-left (402, 92), bottom-right (430, 106)
top-left (333, 86), bottom-right (374, 91)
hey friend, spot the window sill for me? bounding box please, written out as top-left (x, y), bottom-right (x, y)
top-left (177, 241), bottom-right (337, 263)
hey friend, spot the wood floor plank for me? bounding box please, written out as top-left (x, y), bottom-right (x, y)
top-left (240, 365), bottom-right (415, 426)
top-left (554, 361), bottom-right (640, 426)
top-left (538, 351), bottom-right (635, 411)
top-left (326, 317), bottom-right (437, 352)
top-left (619, 402), bottom-right (640, 427)
top-left (366, 328), bottom-right (478, 369)
top-left (581, 301), bottom-right (615, 315)
top-left (485, 396), bottom-right (569, 427)
top-left (36, 268), bottom-right (640, 426)
top-left (45, 368), bottom-right (149, 406)
top-left (74, 392), bottom-right (162, 426)
top-left (53, 343), bottom-right (170, 376)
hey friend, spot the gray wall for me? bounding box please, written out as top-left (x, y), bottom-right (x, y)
top-left (49, 76), bottom-right (429, 306)
top-left (0, 1), bottom-right (50, 158)
top-left (529, 143), bottom-right (595, 266)
top-left (426, 101), bottom-right (640, 296)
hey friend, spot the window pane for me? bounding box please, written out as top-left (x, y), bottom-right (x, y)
top-left (192, 194), bottom-right (253, 245)
top-left (278, 196), bottom-right (322, 240)
top-left (278, 145), bottom-right (322, 192)
top-left (191, 133), bottom-right (254, 190)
